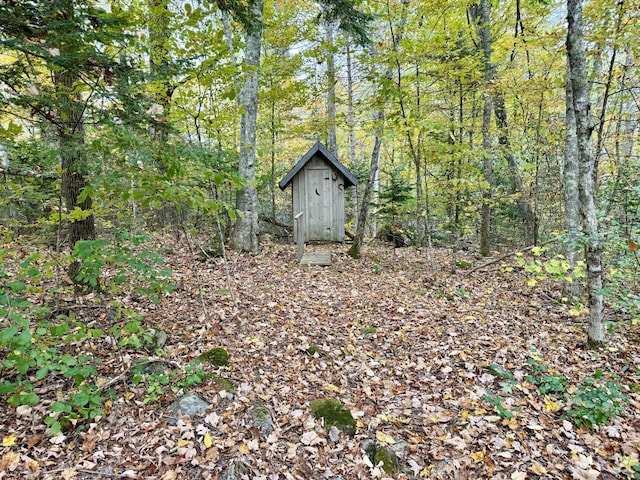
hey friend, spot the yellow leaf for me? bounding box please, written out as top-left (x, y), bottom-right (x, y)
top-left (529, 462), bottom-right (547, 475)
top-left (375, 431), bottom-right (395, 444)
top-left (176, 439), bottom-right (189, 448)
top-left (238, 442), bottom-right (249, 454)
top-left (470, 450), bottom-right (485, 463)
top-left (2, 434), bottom-right (16, 447)
top-left (526, 278), bottom-right (537, 287)
top-left (543, 398), bottom-right (562, 413)
top-left (324, 383), bottom-right (346, 394)
top-left (203, 432), bottom-right (212, 449)
top-left (503, 417), bottom-right (519, 429)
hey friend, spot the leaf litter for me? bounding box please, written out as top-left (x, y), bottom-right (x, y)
top-left (1, 239), bottom-right (639, 479)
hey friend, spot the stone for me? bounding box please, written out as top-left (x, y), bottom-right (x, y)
top-left (361, 439), bottom-right (401, 475)
top-left (144, 328), bottom-right (168, 353)
top-left (220, 457), bottom-right (249, 480)
top-left (310, 398), bottom-right (356, 436)
top-left (249, 406), bottom-right (274, 437)
top-left (167, 393), bottom-right (209, 425)
top-left (374, 446), bottom-right (399, 475)
top-left (199, 347), bottom-right (229, 366)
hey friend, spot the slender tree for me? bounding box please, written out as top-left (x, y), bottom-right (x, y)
top-left (567, 0), bottom-right (605, 347)
top-left (230, 0), bottom-right (264, 253)
top-left (469, 0), bottom-right (494, 257)
top-left (564, 61), bottom-right (581, 297)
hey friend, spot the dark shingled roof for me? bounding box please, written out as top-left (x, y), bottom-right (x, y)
top-left (278, 142), bottom-right (358, 190)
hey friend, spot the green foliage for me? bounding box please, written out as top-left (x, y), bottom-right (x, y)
top-left (524, 355), bottom-right (568, 395)
top-left (513, 246), bottom-right (586, 288)
top-left (310, 398), bottom-right (356, 436)
top-left (482, 389), bottom-right (516, 419)
top-left (131, 360), bottom-right (216, 403)
top-left (485, 354), bottom-right (628, 429)
top-left (376, 165), bottom-right (414, 231)
top-left (45, 385), bottom-right (103, 435)
top-left (565, 371), bottom-right (627, 429)
top-left (73, 230), bottom-right (175, 302)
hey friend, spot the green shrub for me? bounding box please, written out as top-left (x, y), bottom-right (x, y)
top-left (565, 372), bottom-right (627, 429)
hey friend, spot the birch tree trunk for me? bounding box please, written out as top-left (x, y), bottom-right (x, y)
top-left (564, 61), bottom-right (581, 297)
top-left (230, 0), bottom-right (263, 253)
top-left (325, 21), bottom-right (338, 157)
top-left (346, 38), bottom-right (358, 231)
top-left (567, 0), bottom-right (605, 347)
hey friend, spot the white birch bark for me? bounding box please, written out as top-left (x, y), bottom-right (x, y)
top-left (564, 60), bottom-right (581, 297)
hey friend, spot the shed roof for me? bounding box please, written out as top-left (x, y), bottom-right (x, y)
top-left (278, 142), bottom-right (358, 190)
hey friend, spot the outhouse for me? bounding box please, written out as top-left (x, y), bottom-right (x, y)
top-left (279, 142), bottom-right (357, 243)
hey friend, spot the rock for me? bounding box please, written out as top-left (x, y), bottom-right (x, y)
top-left (249, 406), bottom-right (274, 437)
top-left (220, 456), bottom-right (250, 480)
top-left (361, 439), bottom-right (377, 460)
top-left (144, 328), bottom-right (168, 352)
top-left (361, 439), bottom-right (401, 475)
top-left (389, 440), bottom-right (409, 458)
top-left (209, 374), bottom-right (234, 393)
top-left (199, 347), bottom-right (229, 366)
top-left (310, 398), bottom-right (356, 436)
top-left (374, 446), bottom-right (399, 475)
top-left (167, 394), bottom-right (209, 425)
top-left (137, 360), bottom-right (169, 375)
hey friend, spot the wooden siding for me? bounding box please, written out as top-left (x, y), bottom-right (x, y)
top-left (292, 155), bottom-right (346, 242)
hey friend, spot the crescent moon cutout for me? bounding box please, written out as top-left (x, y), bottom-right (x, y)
top-left (338, 183), bottom-right (344, 191)
top-left (315, 188), bottom-right (320, 196)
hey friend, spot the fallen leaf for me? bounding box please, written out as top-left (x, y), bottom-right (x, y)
top-left (49, 433), bottom-right (66, 445)
top-left (2, 434), bottom-right (16, 447)
top-left (543, 398), bottom-right (562, 413)
top-left (203, 432), bottom-right (212, 448)
top-left (238, 442), bottom-right (250, 454)
top-left (470, 450), bottom-right (485, 463)
top-left (375, 431), bottom-right (395, 444)
top-left (529, 461), bottom-right (547, 475)
top-left (0, 451), bottom-right (20, 470)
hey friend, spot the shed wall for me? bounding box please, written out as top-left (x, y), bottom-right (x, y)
top-left (292, 155), bottom-right (346, 242)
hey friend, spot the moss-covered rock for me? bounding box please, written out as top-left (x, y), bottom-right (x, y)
top-left (205, 373), bottom-right (234, 392)
top-left (199, 347), bottom-right (229, 366)
top-left (374, 446), bottom-right (399, 475)
top-left (249, 405), bottom-right (274, 436)
top-left (361, 439), bottom-right (401, 475)
top-left (310, 398), bottom-right (356, 436)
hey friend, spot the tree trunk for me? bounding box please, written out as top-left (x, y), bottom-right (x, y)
top-left (494, 94), bottom-right (537, 245)
top-left (325, 21), bottom-right (338, 157)
top-left (564, 60), bottom-right (581, 297)
top-left (567, 0), bottom-right (605, 347)
top-left (230, 0), bottom-right (263, 254)
top-left (54, 70), bottom-right (95, 247)
top-left (346, 38), bottom-right (358, 231)
top-left (348, 121), bottom-right (382, 259)
top-left (469, 0), bottom-right (494, 257)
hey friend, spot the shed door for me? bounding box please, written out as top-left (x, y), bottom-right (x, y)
top-left (306, 168), bottom-right (333, 241)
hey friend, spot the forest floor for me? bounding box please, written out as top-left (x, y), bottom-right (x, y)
top-left (1, 238), bottom-right (640, 480)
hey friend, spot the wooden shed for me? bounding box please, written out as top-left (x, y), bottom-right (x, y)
top-left (279, 142), bottom-right (357, 243)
